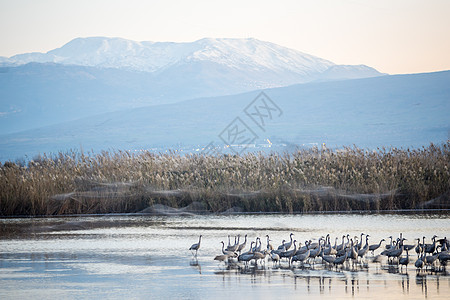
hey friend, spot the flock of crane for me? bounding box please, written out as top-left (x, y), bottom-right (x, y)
top-left (189, 233), bottom-right (450, 272)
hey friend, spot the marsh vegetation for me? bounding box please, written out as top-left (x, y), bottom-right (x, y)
top-left (0, 143), bottom-right (448, 216)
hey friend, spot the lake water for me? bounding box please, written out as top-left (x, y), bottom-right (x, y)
top-left (0, 213), bottom-right (449, 299)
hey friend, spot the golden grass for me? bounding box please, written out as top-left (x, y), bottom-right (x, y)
top-left (0, 143), bottom-right (449, 216)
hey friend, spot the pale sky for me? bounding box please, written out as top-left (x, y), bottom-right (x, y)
top-left (1, 0), bottom-right (449, 74)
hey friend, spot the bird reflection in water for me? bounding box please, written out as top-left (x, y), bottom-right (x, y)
top-left (190, 259), bottom-right (201, 274)
top-left (401, 273), bottom-right (410, 295)
top-left (416, 273), bottom-right (428, 297)
top-left (207, 232), bottom-right (449, 297)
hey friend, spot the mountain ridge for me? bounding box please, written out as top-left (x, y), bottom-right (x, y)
top-left (0, 37), bottom-right (386, 135)
top-left (1, 37), bottom-right (384, 80)
top-left (1, 70), bottom-right (448, 162)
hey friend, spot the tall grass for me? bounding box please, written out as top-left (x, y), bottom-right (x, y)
top-left (0, 143), bottom-right (449, 216)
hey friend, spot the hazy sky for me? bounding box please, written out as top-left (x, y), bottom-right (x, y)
top-left (1, 0), bottom-right (449, 74)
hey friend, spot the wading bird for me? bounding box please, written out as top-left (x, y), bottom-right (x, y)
top-left (424, 235), bottom-right (438, 254)
top-left (214, 253), bottom-right (236, 263)
top-left (415, 253), bottom-right (424, 271)
top-left (333, 252), bottom-right (348, 270)
top-left (266, 235), bottom-right (274, 251)
top-left (292, 247), bottom-right (310, 267)
top-left (220, 241), bottom-right (235, 256)
top-left (270, 252), bottom-right (280, 267)
top-left (425, 253), bottom-right (439, 270)
top-left (189, 235), bottom-right (202, 257)
top-left (282, 233), bottom-right (295, 250)
top-left (415, 238), bottom-right (423, 258)
top-left (226, 235), bottom-right (239, 252)
top-left (369, 238), bottom-right (385, 255)
top-left (237, 234), bottom-right (247, 254)
top-left (399, 249), bottom-right (410, 271)
top-left (284, 240), bottom-right (297, 267)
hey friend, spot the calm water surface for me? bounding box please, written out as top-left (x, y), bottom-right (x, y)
top-left (0, 213), bottom-right (449, 299)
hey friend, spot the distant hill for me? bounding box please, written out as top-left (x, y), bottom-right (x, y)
top-left (1, 70), bottom-right (448, 162)
top-left (0, 37), bottom-right (385, 134)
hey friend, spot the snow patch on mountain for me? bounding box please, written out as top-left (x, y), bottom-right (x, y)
top-left (3, 37), bottom-right (335, 74)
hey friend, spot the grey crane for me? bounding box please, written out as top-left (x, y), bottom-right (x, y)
top-left (240, 241), bottom-right (255, 256)
top-left (321, 253), bottom-right (336, 266)
top-left (347, 239), bottom-right (359, 267)
top-left (226, 235), bottom-right (239, 252)
top-left (236, 234), bottom-right (248, 254)
top-left (277, 240), bottom-right (286, 250)
top-left (332, 236), bottom-right (339, 250)
top-left (292, 249), bottom-right (310, 266)
top-left (323, 235), bottom-right (337, 256)
top-left (424, 235), bottom-right (438, 254)
top-left (266, 235), bottom-right (274, 251)
top-left (385, 235), bottom-right (394, 250)
top-left (271, 246), bottom-right (286, 257)
top-left (336, 235), bottom-right (346, 252)
top-left (280, 240), bottom-right (297, 266)
top-left (415, 238), bottom-right (423, 258)
top-left (424, 253), bottom-right (439, 270)
top-left (333, 252), bottom-right (348, 270)
top-left (238, 242), bottom-right (255, 265)
top-left (356, 233), bottom-right (365, 251)
top-left (253, 250), bottom-right (268, 266)
top-left (227, 235), bottom-right (232, 249)
top-left (438, 251), bottom-right (450, 269)
top-left (214, 254), bottom-right (228, 262)
top-left (382, 239), bottom-right (404, 264)
top-left (308, 236), bottom-right (323, 250)
top-left (402, 239), bottom-right (416, 252)
top-left (214, 251), bottom-right (237, 263)
top-left (369, 239), bottom-right (385, 255)
top-left (252, 237), bottom-right (262, 253)
top-left (292, 242), bottom-right (310, 267)
top-left (295, 240), bottom-right (310, 255)
top-left (189, 235), bottom-right (202, 257)
top-left (282, 233), bottom-right (295, 250)
top-left (323, 242), bottom-right (337, 256)
top-left (270, 252), bottom-right (280, 267)
top-left (399, 249), bottom-right (410, 271)
top-left (358, 235), bottom-right (370, 262)
top-left (437, 237), bottom-right (448, 252)
top-left (308, 243), bottom-right (323, 266)
top-left (220, 241), bottom-right (235, 256)
top-left (238, 252), bottom-right (255, 266)
top-left (415, 253), bottom-right (425, 271)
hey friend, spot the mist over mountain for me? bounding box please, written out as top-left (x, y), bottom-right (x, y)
top-left (1, 70), bottom-right (448, 162)
top-left (0, 37), bottom-right (386, 135)
top-left (6, 37), bottom-right (446, 162)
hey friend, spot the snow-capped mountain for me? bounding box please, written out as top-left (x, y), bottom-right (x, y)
top-left (5, 37), bottom-right (335, 74)
top-left (0, 37), bottom-right (387, 135)
top-left (2, 37), bottom-right (384, 84)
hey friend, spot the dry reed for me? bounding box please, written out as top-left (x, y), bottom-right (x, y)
top-left (0, 143), bottom-right (449, 216)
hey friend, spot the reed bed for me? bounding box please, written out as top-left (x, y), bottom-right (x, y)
top-left (0, 143), bottom-right (449, 216)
